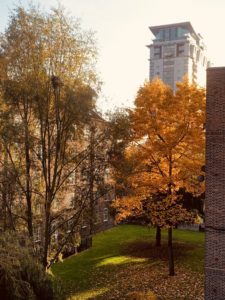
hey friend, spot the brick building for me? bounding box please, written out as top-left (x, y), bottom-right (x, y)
top-left (10, 112), bottom-right (115, 259)
top-left (206, 67), bottom-right (225, 299)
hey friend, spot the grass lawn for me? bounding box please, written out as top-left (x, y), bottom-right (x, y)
top-left (52, 225), bottom-right (204, 300)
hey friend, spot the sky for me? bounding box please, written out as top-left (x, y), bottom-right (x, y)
top-left (1, 0), bottom-right (225, 112)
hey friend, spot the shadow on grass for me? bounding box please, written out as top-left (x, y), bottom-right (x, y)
top-left (121, 239), bottom-right (204, 273)
top-left (121, 241), bottom-right (197, 262)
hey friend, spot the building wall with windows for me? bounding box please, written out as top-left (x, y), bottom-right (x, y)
top-left (148, 22), bottom-right (210, 90)
top-left (32, 113), bottom-right (115, 257)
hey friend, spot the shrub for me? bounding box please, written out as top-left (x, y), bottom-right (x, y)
top-left (0, 230), bottom-right (64, 300)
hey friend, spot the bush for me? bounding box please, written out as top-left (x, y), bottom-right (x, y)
top-left (0, 231), bottom-right (64, 300)
top-left (62, 232), bottom-right (81, 258)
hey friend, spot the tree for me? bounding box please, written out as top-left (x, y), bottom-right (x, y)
top-left (83, 120), bottom-right (113, 240)
top-left (0, 4), bottom-right (99, 267)
top-left (112, 78), bottom-right (205, 275)
top-left (107, 109), bottom-right (133, 196)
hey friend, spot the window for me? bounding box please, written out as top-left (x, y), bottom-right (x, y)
top-left (33, 226), bottom-right (41, 243)
top-left (68, 171), bottom-right (76, 185)
top-left (154, 46), bottom-right (162, 59)
top-left (14, 115), bottom-right (22, 125)
top-left (80, 211), bottom-right (88, 228)
top-left (155, 29), bottom-right (164, 40)
top-left (51, 223), bottom-right (58, 243)
top-left (156, 27), bottom-right (178, 41)
top-left (36, 203), bottom-right (41, 215)
top-left (103, 208), bottom-right (108, 222)
top-left (67, 219), bottom-right (73, 233)
top-left (163, 45), bottom-right (175, 58)
top-left (69, 192), bottom-right (75, 207)
top-left (177, 27), bottom-right (188, 38)
top-left (104, 168), bottom-right (110, 181)
top-left (94, 211), bottom-right (101, 224)
top-left (164, 60), bottom-right (174, 66)
top-left (52, 198), bottom-right (60, 210)
top-left (177, 43), bottom-right (185, 57)
top-left (81, 167), bottom-right (89, 180)
top-left (37, 144), bottom-right (43, 160)
top-left (165, 28), bottom-right (170, 40)
top-left (105, 193), bottom-right (111, 202)
top-left (170, 27), bottom-right (177, 40)
top-left (83, 127), bottom-right (90, 138)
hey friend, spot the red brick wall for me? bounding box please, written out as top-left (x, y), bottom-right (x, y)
top-left (206, 67), bottom-right (225, 299)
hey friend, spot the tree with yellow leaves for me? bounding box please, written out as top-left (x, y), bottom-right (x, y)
top-left (112, 78), bottom-right (205, 275)
top-left (0, 4), bottom-right (99, 268)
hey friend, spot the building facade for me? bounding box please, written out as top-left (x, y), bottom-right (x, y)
top-left (1, 111), bottom-right (115, 261)
top-left (205, 67), bottom-right (225, 299)
top-left (148, 22), bottom-right (209, 90)
top-left (45, 116), bottom-right (115, 258)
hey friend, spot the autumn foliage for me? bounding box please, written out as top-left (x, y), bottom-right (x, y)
top-left (111, 78), bottom-right (205, 275)
top-left (113, 78), bottom-right (205, 223)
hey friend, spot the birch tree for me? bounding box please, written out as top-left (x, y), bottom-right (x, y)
top-left (0, 4), bottom-right (99, 267)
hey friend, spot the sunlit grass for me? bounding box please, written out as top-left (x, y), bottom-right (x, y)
top-left (96, 255), bottom-right (148, 267)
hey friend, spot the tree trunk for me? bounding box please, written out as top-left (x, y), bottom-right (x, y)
top-left (43, 199), bottom-right (51, 268)
top-left (167, 152), bottom-right (175, 276)
top-left (2, 190), bottom-right (7, 231)
top-left (24, 109), bottom-right (33, 237)
top-left (88, 126), bottom-right (95, 244)
top-left (155, 226), bottom-right (161, 247)
top-left (168, 227), bottom-right (175, 276)
top-left (27, 196), bottom-right (33, 237)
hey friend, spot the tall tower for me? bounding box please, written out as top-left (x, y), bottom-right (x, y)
top-left (147, 22), bottom-right (209, 90)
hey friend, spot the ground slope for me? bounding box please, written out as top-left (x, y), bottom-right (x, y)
top-left (52, 225), bottom-right (204, 300)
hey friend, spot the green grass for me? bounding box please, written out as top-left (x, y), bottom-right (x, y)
top-left (52, 225), bottom-right (204, 299)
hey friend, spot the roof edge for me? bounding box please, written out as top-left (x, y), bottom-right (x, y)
top-left (149, 21), bottom-right (199, 40)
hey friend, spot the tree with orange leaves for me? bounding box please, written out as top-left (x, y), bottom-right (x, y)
top-left (112, 78), bottom-right (205, 276)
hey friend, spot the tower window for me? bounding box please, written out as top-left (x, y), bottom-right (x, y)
top-left (154, 46), bottom-right (162, 59)
top-left (164, 45), bottom-right (175, 58)
top-left (177, 43), bottom-right (185, 56)
top-left (165, 28), bottom-right (170, 40)
top-left (171, 27), bottom-right (177, 40)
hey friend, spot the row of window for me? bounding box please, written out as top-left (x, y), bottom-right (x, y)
top-left (33, 208), bottom-right (109, 243)
top-left (154, 43), bottom-right (185, 59)
top-left (153, 44), bottom-right (207, 66)
top-left (155, 27), bottom-right (189, 41)
top-left (67, 168), bottom-right (111, 185)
